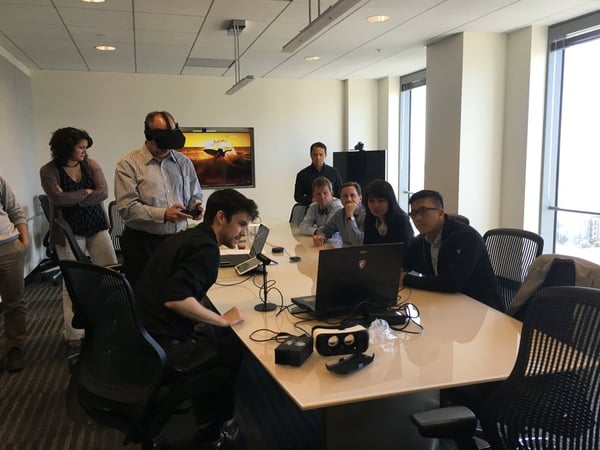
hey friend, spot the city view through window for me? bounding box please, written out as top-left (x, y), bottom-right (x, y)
top-left (553, 37), bottom-right (600, 264)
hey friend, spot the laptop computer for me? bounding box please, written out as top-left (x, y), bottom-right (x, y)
top-left (219, 224), bottom-right (269, 267)
top-left (291, 243), bottom-right (405, 315)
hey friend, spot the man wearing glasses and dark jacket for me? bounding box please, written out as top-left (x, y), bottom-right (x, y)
top-left (401, 189), bottom-right (502, 311)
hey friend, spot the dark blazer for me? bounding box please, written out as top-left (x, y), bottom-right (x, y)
top-left (403, 216), bottom-right (502, 310)
top-left (363, 211), bottom-right (413, 245)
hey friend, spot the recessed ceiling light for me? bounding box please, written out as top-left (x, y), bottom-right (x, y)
top-left (304, 56), bottom-right (321, 61)
top-left (82, 0), bottom-right (106, 3)
top-left (366, 15), bottom-right (390, 23)
top-left (95, 45), bottom-right (116, 51)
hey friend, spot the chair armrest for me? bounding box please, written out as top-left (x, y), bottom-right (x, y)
top-left (105, 263), bottom-right (123, 272)
top-left (411, 406), bottom-right (477, 439)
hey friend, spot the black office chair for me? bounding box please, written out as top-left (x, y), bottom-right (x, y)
top-left (108, 200), bottom-right (125, 262)
top-left (483, 228), bottom-right (544, 313)
top-left (54, 216), bottom-right (91, 263)
top-left (411, 285), bottom-right (600, 450)
top-left (55, 215), bottom-right (124, 273)
top-left (447, 213), bottom-right (470, 225)
top-left (289, 203), bottom-right (308, 225)
top-left (35, 194), bottom-right (62, 284)
top-left (60, 260), bottom-right (225, 449)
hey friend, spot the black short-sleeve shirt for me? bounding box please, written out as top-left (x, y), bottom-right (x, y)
top-left (136, 223), bottom-right (219, 341)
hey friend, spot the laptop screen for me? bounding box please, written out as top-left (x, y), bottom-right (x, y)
top-left (249, 224), bottom-right (269, 257)
top-left (315, 243), bottom-right (405, 313)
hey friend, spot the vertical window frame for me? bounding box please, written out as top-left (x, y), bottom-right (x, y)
top-left (541, 10), bottom-right (600, 252)
top-left (399, 69), bottom-right (426, 210)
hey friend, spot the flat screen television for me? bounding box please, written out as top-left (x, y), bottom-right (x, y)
top-left (333, 150), bottom-right (387, 193)
top-left (178, 127), bottom-right (255, 188)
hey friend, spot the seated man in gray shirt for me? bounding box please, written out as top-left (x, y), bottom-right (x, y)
top-left (299, 176), bottom-right (342, 236)
top-left (313, 181), bottom-right (365, 247)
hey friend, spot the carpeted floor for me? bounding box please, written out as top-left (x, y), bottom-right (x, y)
top-left (0, 276), bottom-right (322, 450)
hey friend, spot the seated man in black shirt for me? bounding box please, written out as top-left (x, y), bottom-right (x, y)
top-left (136, 188), bottom-right (259, 449)
top-left (294, 141), bottom-right (343, 205)
top-left (401, 189), bottom-right (502, 311)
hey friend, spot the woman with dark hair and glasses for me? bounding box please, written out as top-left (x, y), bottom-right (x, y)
top-left (40, 127), bottom-right (117, 349)
top-left (363, 179), bottom-right (413, 245)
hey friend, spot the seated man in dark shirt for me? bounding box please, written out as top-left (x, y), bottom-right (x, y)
top-left (294, 141), bottom-right (343, 205)
top-left (401, 189), bottom-right (502, 311)
top-left (135, 188), bottom-right (259, 449)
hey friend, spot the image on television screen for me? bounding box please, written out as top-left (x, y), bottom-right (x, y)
top-left (178, 127), bottom-right (255, 188)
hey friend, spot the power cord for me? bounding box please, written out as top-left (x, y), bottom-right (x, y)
top-left (251, 273), bottom-right (284, 308)
top-left (214, 273), bottom-right (253, 286)
top-left (249, 329), bottom-right (294, 343)
top-left (386, 299), bottom-right (423, 334)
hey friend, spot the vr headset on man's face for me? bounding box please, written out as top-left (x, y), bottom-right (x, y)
top-left (144, 111), bottom-right (186, 150)
top-left (146, 128), bottom-right (186, 150)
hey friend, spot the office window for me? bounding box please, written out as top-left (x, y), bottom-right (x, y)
top-left (398, 70), bottom-right (426, 210)
top-left (541, 11), bottom-right (600, 264)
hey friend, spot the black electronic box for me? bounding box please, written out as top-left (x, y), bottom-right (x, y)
top-left (275, 335), bottom-right (313, 367)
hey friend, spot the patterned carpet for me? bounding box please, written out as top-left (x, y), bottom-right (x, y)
top-left (0, 277), bottom-right (322, 450)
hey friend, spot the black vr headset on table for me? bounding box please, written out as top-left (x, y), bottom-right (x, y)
top-left (144, 111), bottom-right (186, 150)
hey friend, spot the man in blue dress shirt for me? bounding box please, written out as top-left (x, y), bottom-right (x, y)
top-left (313, 181), bottom-right (365, 247)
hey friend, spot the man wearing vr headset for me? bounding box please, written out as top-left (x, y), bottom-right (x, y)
top-left (115, 110), bottom-right (203, 287)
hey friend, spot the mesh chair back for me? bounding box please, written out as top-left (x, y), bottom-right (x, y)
top-left (289, 203), bottom-right (308, 225)
top-left (483, 228), bottom-right (543, 312)
top-left (108, 200), bottom-right (125, 254)
top-left (59, 260), bottom-right (167, 407)
top-left (39, 194), bottom-right (51, 222)
top-left (482, 286), bottom-right (600, 449)
top-left (36, 194), bottom-right (62, 283)
top-left (39, 194), bottom-right (54, 253)
top-left (54, 217), bottom-right (90, 263)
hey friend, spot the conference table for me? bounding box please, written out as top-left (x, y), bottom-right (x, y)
top-left (208, 220), bottom-right (523, 450)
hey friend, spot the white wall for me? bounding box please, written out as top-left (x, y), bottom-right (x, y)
top-left (502, 26), bottom-right (547, 231)
top-left (345, 79), bottom-right (379, 151)
top-left (426, 33), bottom-right (508, 233)
top-left (0, 54), bottom-right (46, 274)
top-left (459, 32), bottom-right (506, 231)
top-left (425, 34), bottom-right (464, 215)
top-left (31, 72), bottom-right (346, 222)
top-left (378, 77), bottom-right (400, 190)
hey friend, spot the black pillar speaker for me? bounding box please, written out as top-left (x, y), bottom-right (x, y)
top-left (333, 150), bottom-right (387, 193)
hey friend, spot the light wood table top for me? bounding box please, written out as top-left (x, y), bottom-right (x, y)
top-left (209, 220), bottom-right (522, 410)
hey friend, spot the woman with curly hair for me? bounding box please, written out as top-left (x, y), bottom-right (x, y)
top-left (40, 127), bottom-right (117, 349)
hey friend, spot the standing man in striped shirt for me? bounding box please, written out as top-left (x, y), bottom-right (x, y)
top-left (115, 111), bottom-right (203, 287)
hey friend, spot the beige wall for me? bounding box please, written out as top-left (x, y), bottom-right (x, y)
top-left (502, 26), bottom-right (547, 232)
top-left (0, 55), bottom-right (46, 274)
top-left (425, 34), bottom-right (464, 215)
top-left (378, 77), bottom-right (400, 191)
top-left (31, 71), bottom-right (346, 223)
top-left (459, 32), bottom-right (506, 231)
top-left (345, 79), bottom-right (379, 151)
top-left (425, 29), bottom-right (544, 234)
